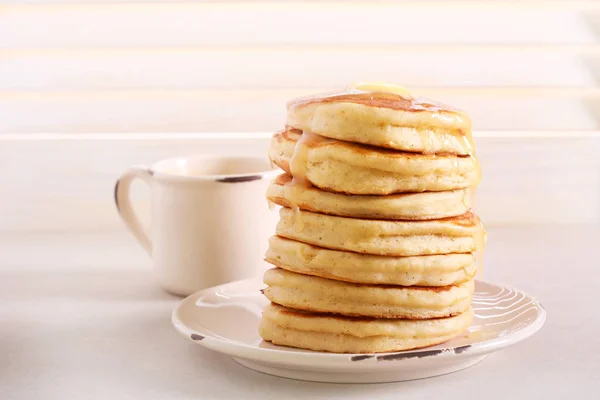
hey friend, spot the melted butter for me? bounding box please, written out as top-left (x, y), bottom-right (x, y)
top-left (267, 200), bottom-right (276, 212)
top-left (461, 132), bottom-right (476, 157)
top-left (416, 129), bottom-right (436, 155)
top-left (284, 181), bottom-right (305, 232)
top-left (351, 82), bottom-right (413, 98)
top-left (288, 131), bottom-right (311, 186)
top-left (285, 131), bottom-right (326, 232)
top-left (462, 187), bottom-right (473, 212)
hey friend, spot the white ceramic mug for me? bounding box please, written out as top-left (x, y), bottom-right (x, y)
top-left (114, 155), bottom-right (280, 296)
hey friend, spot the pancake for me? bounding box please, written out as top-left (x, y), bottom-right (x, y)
top-left (267, 174), bottom-right (472, 220)
top-left (268, 129), bottom-right (481, 194)
top-left (276, 208), bottom-right (484, 256)
top-left (260, 303), bottom-right (474, 353)
top-left (268, 128), bottom-right (299, 173)
top-left (265, 236), bottom-right (477, 286)
top-left (286, 86), bottom-right (473, 155)
top-left (263, 268), bottom-right (474, 319)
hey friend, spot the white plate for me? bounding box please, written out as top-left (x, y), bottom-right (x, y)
top-left (172, 278), bottom-right (545, 383)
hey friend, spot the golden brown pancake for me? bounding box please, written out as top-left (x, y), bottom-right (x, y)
top-left (263, 268), bottom-right (474, 319)
top-left (265, 236), bottom-right (477, 286)
top-left (267, 174), bottom-right (472, 220)
top-left (286, 88), bottom-right (473, 155)
top-left (276, 207), bottom-right (485, 256)
top-left (260, 303), bottom-right (474, 353)
top-left (268, 128), bottom-right (300, 173)
top-left (268, 129), bottom-right (481, 194)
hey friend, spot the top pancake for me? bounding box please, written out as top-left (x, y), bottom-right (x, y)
top-left (259, 302), bottom-right (474, 353)
top-left (287, 88), bottom-right (474, 155)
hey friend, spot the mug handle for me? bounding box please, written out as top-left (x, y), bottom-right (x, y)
top-left (114, 166), bottom-right (153, 255)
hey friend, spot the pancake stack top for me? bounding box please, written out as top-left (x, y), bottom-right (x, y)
top-left (260, 83), bottom-right (486, 354)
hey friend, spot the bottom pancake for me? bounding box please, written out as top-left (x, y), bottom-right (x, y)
top-left (260, 303), bottom-right (473, 353)
top-left (263, 268), bottom-right (473, 319)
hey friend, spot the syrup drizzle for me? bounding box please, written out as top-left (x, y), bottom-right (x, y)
top-left (285, 131), bottom-right (328, 232)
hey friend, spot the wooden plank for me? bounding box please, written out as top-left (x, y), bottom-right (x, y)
top-left (4, 46), bottom-right (600, 90)
top-left (1, 133), bottom-right (598, 232)
top-left (1, 2), bottom-right (598, 48)
top-left (0, 89), bottom-right (599, 132)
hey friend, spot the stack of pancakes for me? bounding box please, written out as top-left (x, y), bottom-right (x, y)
top-left (259, 84), bottom-right (485, 353)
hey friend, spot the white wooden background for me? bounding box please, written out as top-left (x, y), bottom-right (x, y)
top-left (1, 0), bottom-right (599, 231)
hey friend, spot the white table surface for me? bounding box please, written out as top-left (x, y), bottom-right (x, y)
top-left (2, 226), bottom-right (599, 400)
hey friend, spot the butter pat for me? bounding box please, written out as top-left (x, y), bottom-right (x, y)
top-left (351, 82), bottom-right (412, 98)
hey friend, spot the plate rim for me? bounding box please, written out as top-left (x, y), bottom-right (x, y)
top-left (172, 278), bottom-right (546, 366)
